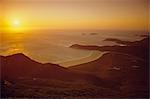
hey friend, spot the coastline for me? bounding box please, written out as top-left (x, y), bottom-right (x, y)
top-left (1, 36), bottom-right (149, 98)
top-left (59, 50), bottom-right (106, 67)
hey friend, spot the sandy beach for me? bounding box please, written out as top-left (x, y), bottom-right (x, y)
top-left (59, 50), bottom-right (106, 67)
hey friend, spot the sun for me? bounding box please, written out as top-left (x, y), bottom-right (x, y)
top-left (13, 20), bottom-right (20, 27)
top-left (8, 19), bottom-right (24, 33)
top-left (3, 18), bottom-right (27, 33)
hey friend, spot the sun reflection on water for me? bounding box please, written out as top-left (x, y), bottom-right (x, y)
top-left (0, 32), bottom-right (26, 56)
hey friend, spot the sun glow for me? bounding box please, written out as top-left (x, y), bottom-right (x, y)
top-left (10, 19), bottom-right (21, 31)
top-left (12, 19), bottom-right (20, 27)
top-left (6, 19), bottom-right (25, 33)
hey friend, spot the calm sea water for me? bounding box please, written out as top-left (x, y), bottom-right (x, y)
top-left (0, 29), bottom-right (147, 67)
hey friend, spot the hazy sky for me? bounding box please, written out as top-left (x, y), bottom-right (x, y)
top-left (0, 0), bottom-right (149, 31)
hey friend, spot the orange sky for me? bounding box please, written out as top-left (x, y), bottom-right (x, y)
top-left (0, 0), bottom-right (149, 31)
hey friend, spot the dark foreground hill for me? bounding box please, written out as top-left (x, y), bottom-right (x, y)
top-left (0, 53), bottom-right (102, 82)
top-left (0, 37), bottom-right (149, 98)
top-left (0, 53), bottom-right (119, 98)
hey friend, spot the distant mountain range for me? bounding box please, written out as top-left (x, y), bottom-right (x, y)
top-left (70, 37), bottom-right (149, 59)
top-left (0, 36), bottom-right (149, 98)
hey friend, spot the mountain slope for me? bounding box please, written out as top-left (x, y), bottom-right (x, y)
top-left (0, 53), bottom-right (120, 98)
top-left (0, 53), bottom-right (108, 85)
top-left (69, 37), bottom-right (149, 97)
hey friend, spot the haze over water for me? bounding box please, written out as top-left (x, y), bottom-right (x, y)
top-left (0, 29), bottom-right (147, 67)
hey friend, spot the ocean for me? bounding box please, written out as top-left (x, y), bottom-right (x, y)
top-left (0, 29), bottom-right (147, 67)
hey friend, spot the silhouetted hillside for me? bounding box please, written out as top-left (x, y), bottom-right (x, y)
top-left (70, 37), bottom-right (149, 98)
top-left (1, 53), bottom-right (118, 98)
top-left (1, 53), bottom-right (106, 83)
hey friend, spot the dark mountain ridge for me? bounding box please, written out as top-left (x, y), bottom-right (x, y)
top-left (0, 53), bottom-right (104, 84)
top-left (69, 37), bottom-right (149, 97)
